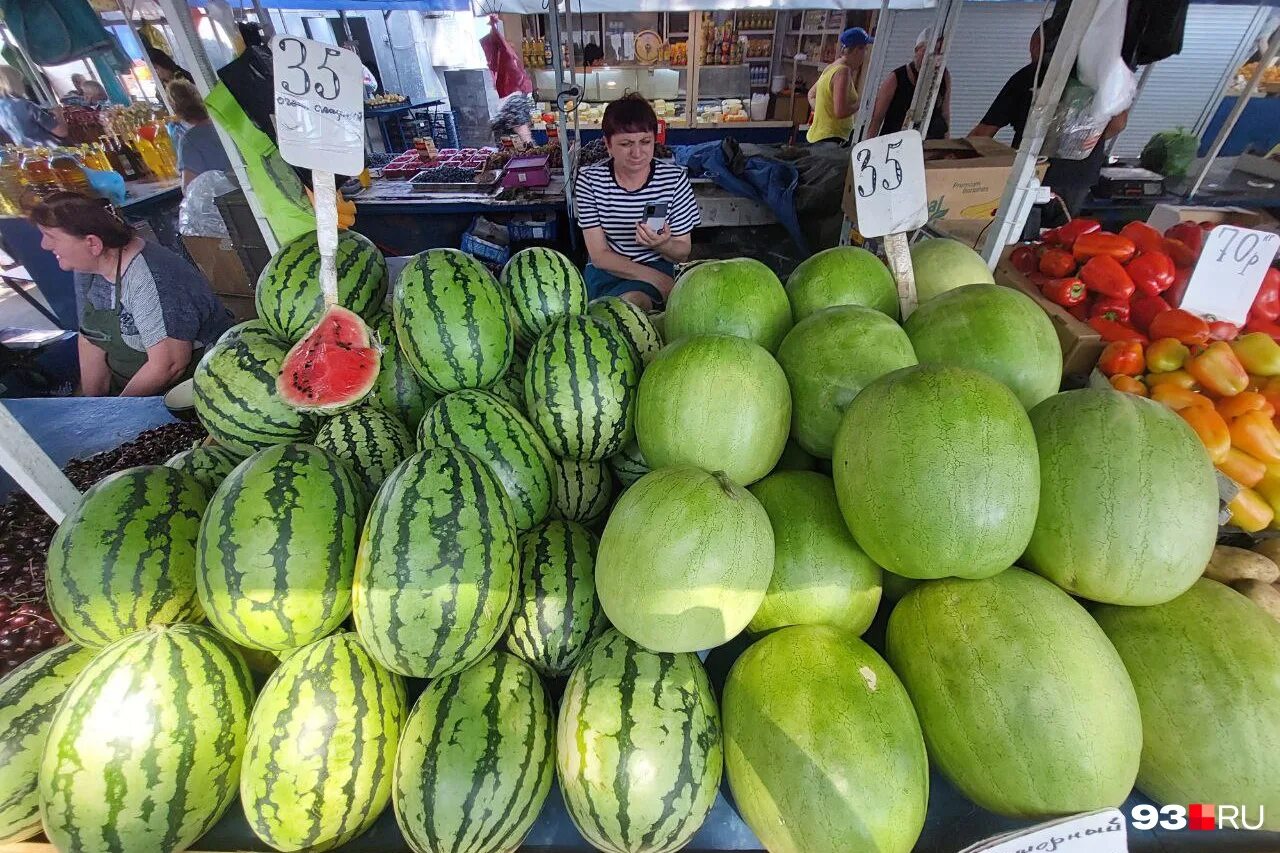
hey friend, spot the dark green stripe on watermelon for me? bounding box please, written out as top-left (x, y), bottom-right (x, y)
top-left (550, 456), bottom-right (613, 525)
top-left (352, 447), bottom-right (519, 679)
top-left (314, 405), bottom-right (416, 499)
top-left (164, 445), bottom-right (244, 494)
top-left (588, 296), bottom-right (663, 365)
top-left (500, 247), bottom-right (587, 346)
top-left (607, 439), bottom-right (649, 490)
top-left (393, 248), bottom-right (513, 394)
top-left (256, 229), bottom-right (388, 342)
top-left (368, 312), bottom-right (437, 429)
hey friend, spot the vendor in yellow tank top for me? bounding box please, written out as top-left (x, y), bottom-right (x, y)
top-left (807, 27), bottom-right (874, 144)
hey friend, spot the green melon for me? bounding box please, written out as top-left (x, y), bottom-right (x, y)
top-left (904, 284), bottom-right (1062, 409)
top-left (314, 405), bottom-right (416, 498)
top-left (588, 295), bottom-right (663, 364)
top-left (1093, 579), bottom-right (1280, 830)
top-left (164, 445), bottom-right (243, 494)
top-left (887, 568), bottom-right (1142, 817)
top-left (833, 365), bottom-right (1039, 580)
top-left (1025, 390), bottom-right (1218, 605)
top-left (607, 438), bottom-right (649, 489)
top-left (909, 237), bottom-right (995, 304)
top-left (255, 229), bottom-right (388, 342)
top-left (776, 305), bottom-right (917, 458)
top-left (550, 456), bottom-right (614, 524)
top-left (596, 467), bottom-right (773, 652)
top-left (368, 312), bottom-right (437, 429)
top-left (217, 318), bottom-right (275, 345)
top-left (636, 334), bottom-right (790, 486)
top-left (772, 438), bottom-right (816, 472)
top-left (664, 258), bottom-right (793, 353)
top-left (500, 246), bottom-right (587, 345)
top-left (489, 352), bottom-right (527, 414)
top-left (723, 625), bottom-right (928, 853)
top-left (785, 245), bottom-right (899, 322)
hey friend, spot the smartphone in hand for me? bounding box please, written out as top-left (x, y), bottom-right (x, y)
top-left (642, 202), bottom-right (668, 233)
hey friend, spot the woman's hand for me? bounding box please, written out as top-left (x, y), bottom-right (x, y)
top-left (635, 222), bottom-right (671, 249)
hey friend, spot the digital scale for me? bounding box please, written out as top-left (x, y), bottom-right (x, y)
top-left (1097, 166), bottom-right (1166, 199)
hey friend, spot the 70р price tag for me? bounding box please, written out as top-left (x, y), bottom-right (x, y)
top-left (851, 129), bottom-right (928, 318)
top-left (1179, 225), bottom-right (1280, 326)
top-left (272, 36), bottom-right (364, 176)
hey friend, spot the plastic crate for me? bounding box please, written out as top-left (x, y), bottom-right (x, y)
top-left (507, 215), bottom-right (559, 243)
top-left (461, 230), bottom-right (510, 266)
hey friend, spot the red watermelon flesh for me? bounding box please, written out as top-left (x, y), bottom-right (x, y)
top-left (278, 305), bottom-right (380, 412)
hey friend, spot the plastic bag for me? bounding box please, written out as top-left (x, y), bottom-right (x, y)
top-left (178, 170), bottom-right (235, 238)
top-left (1041, 77), bottom-right (1108, 161)
top-left (1077, 0), bottom-right (1137, 121)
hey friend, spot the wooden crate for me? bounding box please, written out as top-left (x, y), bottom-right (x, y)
top-left (994, 251), bottom-right (1105, 378)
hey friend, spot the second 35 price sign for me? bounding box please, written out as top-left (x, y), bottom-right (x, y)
top-left (272, 36), bottom-right (364, 175)
top-left (851, 129), bottom-right (928, 239)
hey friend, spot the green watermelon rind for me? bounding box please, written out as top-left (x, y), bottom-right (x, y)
top-left (255, 229), bottom-right (388, 342)
top-left (500, 247), bottom-right (587, 345)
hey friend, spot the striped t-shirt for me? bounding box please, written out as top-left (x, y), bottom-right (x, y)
top-left (575, 160), bottom-right (700, 264)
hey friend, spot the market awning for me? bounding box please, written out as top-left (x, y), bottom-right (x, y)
top-left (189, 0), bottom-right (471, 10)
top-left (489, 0), bottom-right (934, 13)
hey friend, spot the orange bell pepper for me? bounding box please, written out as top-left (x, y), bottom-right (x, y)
top-left (1217, 447), bottom-right (1268, 488)
top-left (1145, 338), bottom-right (1190, 373)
top-left (1260, 376), bottom-right (1280, 413)
top-left (1110, 374), bottom-right (1148, 396)
top-left (1148, 309), bottom-right (1211, 346)
top-left (1215, 391), bottom-right (1275, 422)
top-left (1186, 341), bottom-right (1250, 397)
top-left (1072, 232), bottom-right (1137, 264)
top-left (1153, 384), bottom-right (1213, 412)
top-left (1231, 332), bottom-right (1280, 377)
top-left (1176, 405), bottom-right (1231, 463)
top-left (1098, 340), bottom-right (1145, 377)
top-left (1146, 370), bottom-right (1198, 391)
top-left (1227, 486), bottom-right (1274, 533)
top-left (1229, 410), bottom-right (1280, 464)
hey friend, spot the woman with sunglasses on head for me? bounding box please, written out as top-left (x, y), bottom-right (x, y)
top-left (31, 192), bottom-right (233, 397)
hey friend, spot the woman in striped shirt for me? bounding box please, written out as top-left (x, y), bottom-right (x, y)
top-left (575, 94), bottom-right (700, 310)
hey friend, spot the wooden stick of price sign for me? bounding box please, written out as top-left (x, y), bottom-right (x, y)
top-left (272, 36), bottom-right (365, 309)
top-left (850, 130), bottom-right (929, 319)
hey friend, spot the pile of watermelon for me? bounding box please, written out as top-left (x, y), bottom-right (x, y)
top-left (2, 233), bottom-right (1278, 853)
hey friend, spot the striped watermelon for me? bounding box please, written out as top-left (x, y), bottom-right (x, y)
top-left (500, 247), bottom-right (587, 345)
top-left (557, 629), bottom-right (722, 853)
top-left (607, 439), bottom-right (649, 489)
top-left (394, 650), bottom-right (553, 853)
top-left (39, 624), bottom-right (255, 853)
top-left (489, 353), bottom-right (527, 414)
top-left (505, 520), bottom-right (606, 676)
top-left (255, 229), bottom-right (388, 342)
top-left (353, 448), bottom-right (519, 679)
top-left (242, 632), bottom-right (407, 852)
top-left (588, 296), bottom-right (663, 364)
top-left (46, 465), bottom-right (208, 648)
top-left (197, 443), bottom-right (364, 651)
top-left (164, 445), bottom-right (244, 494)
top-left (525, 315), bottom-right (639, 461)
top-left (393, 248), bottom-right (514, 394)
top-left (217, 318), bottom-right (274, 345)
top-left (0, 643), bottom-right (97, 843)
top-left (550, 456), bottom-right (613, 524)
top-left (368, 312), bottom-right (437, 429)
top-left (194, 329), bottom-right (317, 455)
top-left (418, 389), bottom-right (554, 532)
top-left (314, 406), bottom-right (416, 498)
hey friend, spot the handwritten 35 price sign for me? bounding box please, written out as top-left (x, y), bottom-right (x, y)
top-left (1179, 225), bottom-right (1280, 325)
top-left (850, 129), bottom-right (928, 239)
top-left (272, 37), bottom-right (364, 175)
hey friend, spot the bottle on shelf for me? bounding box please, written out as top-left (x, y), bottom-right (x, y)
top-left (0, 148), bottom-right (23, 214)
top-left (19, 148), bottom-right (58, 200)
top-left (49, 149), bottom-right (92, 194)
top-left (106, 134), bottom-right (146, 181)
top-left (542, 38), bottom-right (552, 68)
top-left (82, 143), bottom-right (114, 173)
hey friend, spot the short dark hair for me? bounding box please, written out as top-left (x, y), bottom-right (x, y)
top-left (601, 93), bottom-right (657, 139)
top-left (29, 192), bottom-right (134, 248)
top-left (583, 42), bottom-right (604, 65)
top-left (167, 79), bottom-right (208, 123)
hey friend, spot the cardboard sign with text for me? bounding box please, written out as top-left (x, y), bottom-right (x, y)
top-left (272, 36), bottom-right (364, 176)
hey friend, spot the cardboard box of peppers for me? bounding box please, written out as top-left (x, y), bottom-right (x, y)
top-left (1011, 218), bottom-right (1280, 533)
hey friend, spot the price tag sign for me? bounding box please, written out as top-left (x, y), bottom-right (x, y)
top-left (272, 36), bottom-right (364, 176)
top-left (960, 809), bottom-right (1128, 853)
top-left (1179, 225), bottom-right (1280, 325)
top-left (850, 129), bottom-right (928, 239)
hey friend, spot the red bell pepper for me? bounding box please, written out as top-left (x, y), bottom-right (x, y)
top-left (1073, 232), bottom-right (1137, 264)
top-left (1130, 292), bottom-right (1172, 335)
top-left (1119, 221), bottom-right (1166, 255)
top-left (1208, 320), bottom-right (1240, 341)
top-left (1149, 309), bottom-right (1211, 346)
top-left (1089, 316), bottom-right (1149, 344)
top-left (1038, 248), bottom-right (1077, 278)
top-left (1250, 267), bottom-right (1280, 322)
top-left (1098, 340), bottom-right (1145, 377)
top-left (1126, 251), bottom-right (1176, 296)
top-left (1246, 316), bottom-right (1280, 343)
top-left (1043, 277), bottom-right (1086, 308)
top-left (1027, 271), bottom-right (1049, 291)
top-left (1044, 218), bottom-right (1101, 248)
top-left (1080, 255), bottom-right (1136, 300)
top-left (1163, 238), bottom-right (1199, 269)
top-left (1166, 221), bottom-right (1205, 257)
top-left (1068, 299), bottom-right (1090, 322)
top-left (1165, 266), bottom-right (1192, 307)
top-left (1010, 244), bottom-right (1039, 275)
top-left (1090, 297), bottom-right (1131, 323)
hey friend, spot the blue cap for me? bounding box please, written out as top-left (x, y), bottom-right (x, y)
top-left (840, 27), bottom-right (874, 49)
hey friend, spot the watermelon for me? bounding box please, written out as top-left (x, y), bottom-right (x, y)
top-left (1025, 390), bottom-right (1218, 605)
top-left (664, 258), bottom-right (793, 353)
top-left (255, 229), bottom-right (388, 342)
top-left (197, 443), bottom-right (364, 651)
top-left (164, 444), bottom-right (243, 496)
top-left (217, 318), bottom-right (274, 345)
top-left (489, 354), bottom-right (527, 414)
top-left (597, 467), bottom-right (773, 652)
top-left (277, 305), bottom-right (380, 413)
top-left (910, 237), bottom-right (995, 304)
top-left (46, 465), bottom-right (207, 648)
top-left (773, 438), bottom-right (816, 472)
top-left (368, 312), bottom-right (437, 429)
top-left (785, 245), bottom-right (899, 322)
top-left (524, 315), bottom-right (639, 462)
top-left (0, 643), bottom-right (96, 844)
top-left (881, 571), bottom-right (922, 602)
top-left (607, 438), bottom-right (649, 489)
top-left (500, 246), bottom-right (587, 345)
top-left (394, 650), bottom-right (554, 853)
top-left (636, 334), bottom-right (790, 486)
top-left (1094, 579), bottom-right (1280, 830)
top-left (194, 328), bottom-right (317, 455)
top-left (833, 365), bottom-right (1039, 580)
top-left (722, 625), bottom-right (928, 853)
top-left (887, 569), bottom-right (1142, 818)
top-left (588, 295), bottom-right (663, 364)
top-left (776, 305), bottom-right (917, 458)
top-left (748, 471), bottom-right (882, 636)
top-left (353, 448), bottom-right (519, 679)
top-left (557, 629), bottom-right (721, 853)
top-left (904, 284), bottom-right (1062, 409)
top-left (314, 405), bottom-right (415, 498)
top-left (418, 389), bottom-right (554, 532)
top-left (393, 248), bottom-right (514, 394)
top-left (39, 625), bottom-right (255, 853)
top-left (505, 520), bottom-right (606, 676)
top-left (550, 456), bottom-right (614, 524)
top-left (241, 632), bottom-right (407, 852)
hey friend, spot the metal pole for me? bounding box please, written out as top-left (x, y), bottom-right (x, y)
top-left (1187, 20), bottom-right (1280, 200)
top-left (981, 0), bottom-right (1102, 266)
top-left (117, 0), bottom-right (174, 110)
top-left (2, 28), bottom-right (57, 106)
top-left (902, 0), bottom-right (954, 134)
top-left (252, 0), bottom-right (275, 40)
top-left (0, 404), bottom-right (79, 524)
top-left (849, 0), bottom-right (889, 144)
top-left (1106, 62), bottom-right (1152, 157)
top-left (912, 0), bottom-right (962, 137)
top-left (545, 0), bottom-right (576, 214)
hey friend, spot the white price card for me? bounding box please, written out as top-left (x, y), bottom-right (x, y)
top-left (850, 129), bottom-right (928, 239)
top-left (1179, 224), bottom-right (1280, 325)
top-left (960, 809), bottom-right (1128, 853)
top-left (272, 36), bottom-right (364, 176)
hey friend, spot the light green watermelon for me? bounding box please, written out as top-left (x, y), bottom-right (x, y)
top-left (664, 258), bottom-right (793, 353)
top-left (909, 238), bottom-right (995, 304)
top-left (785, 245), bottom-right (899, 321)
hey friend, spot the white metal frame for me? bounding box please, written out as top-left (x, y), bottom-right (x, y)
top-left (0, 405), bottom-right (79, 523)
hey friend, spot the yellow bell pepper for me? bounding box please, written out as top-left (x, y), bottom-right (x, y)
top-left (1227, 486), bottom-right (1274, 533)
top-left (1145, 370), bottom-right (1198, 391)
top-left (1229, 410), bottom-right (1280, 464)
top-left (1145, 338), bottom-right (1190, 373)
top-left (1255, 472), bottom-right (1280, 526)
top-left (1231, 332), bottom-right (1280, 376)
top-left (1186, 341), bottom-right (1250, 398)
top-left (1217, 447), bottom-right (1267, 488)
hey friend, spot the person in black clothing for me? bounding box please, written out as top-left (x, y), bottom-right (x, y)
top-left (970, 25), bottom-right (1129, 216)
top-left (868, 27), bottom-right (951, 140)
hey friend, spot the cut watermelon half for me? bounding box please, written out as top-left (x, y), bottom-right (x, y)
top-left (277, 305), bottom-right (380, 413)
